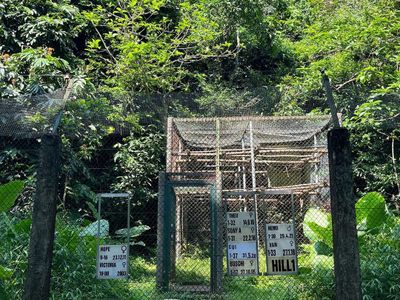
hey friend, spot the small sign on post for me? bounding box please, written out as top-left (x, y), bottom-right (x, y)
top-left (265, 223), bottom-right (298, 275)
top-left (226, 211), bottom-right (258, 276)
top-left (96, 193), bottom-right (131, 280)
top-left (97, 244), bottom-right (129, 279)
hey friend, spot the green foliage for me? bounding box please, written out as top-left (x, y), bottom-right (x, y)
top-left (1, 0), bottom-right (399, 298)
top-left (345, 99), bottom-right (400, 199)
top-left (59, 96), bottom-right (140, 213)
top-left (116, 225), bottom-right (150, 238)
top-left (195, 81), bottom-right (280, 116)
top-left (276, 0), bottom-right (400, 201)
top-left (356, 192), bottom-right (387, 231)
top-left (303, 207), bottom-right (333, 253)
top-left (85, 0), bottom-right (231, 97)
top-left (296, 254), bottom-right (335, 299)
top-left (360, 216), bottom-right (400, 299)
top-left (0, 215), bottom-right (30, 299)
top-left (0, 0), bottom-right (85, 55)
top-left (279, 0), bottom-right (400, 112)
top-left (0, 180), bottom-right (24, 213)
top-left (0, 265), bottom-right (12, 280)
top-left (300, 196), bottom-right (399, 299)
top-left (0, 0), bottom-right (86, 98)
top-left (0, 214), bottom-right (155, 299)
top-left (51, 220), bottom-right (123, 299)
top-left (303, 192), bottom-right (389, 255)
top-left (113, 131), bottom-right (164, 206)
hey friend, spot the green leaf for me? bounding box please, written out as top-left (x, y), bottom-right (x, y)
top-left (0, 265), bottom-right (13, 280)
top-left (356, 192), bottom-right (387, 231)
top-left (14, 219), bottom-right (32, 234)
top-left (115, 225), bottom-right (150, 238)
top-left (306, 221), bottom-right (333, 248)
top-left (0, 181), bottom-right (25, 213)
top-left (87, 202), bottom-right (99, 219)
top-left (131, 241), bottom-right (146, 246)
top-left (313, 241), bottom-right (333, 256)
top-left (303, 208), bottom-right (330, 242)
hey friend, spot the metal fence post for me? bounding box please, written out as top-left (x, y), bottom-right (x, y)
top-left (328, 128), bottom-right (362, 300)
top-left (23, 134), bottom-right (61, 300)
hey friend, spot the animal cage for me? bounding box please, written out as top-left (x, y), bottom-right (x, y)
top-left (157, 115), bottom-right (334, 294)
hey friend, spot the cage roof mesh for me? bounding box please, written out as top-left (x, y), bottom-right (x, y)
top-left (0, 88), bottom-right (68, 138)
top-left (173, 115), bottom-right (332, 148)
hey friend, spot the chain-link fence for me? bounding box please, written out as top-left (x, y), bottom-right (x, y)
top-left (157, 116), bottom-right (335, 299)
top-left (0, 98), bottom-right (159, 299)
top-left (0, 88), bottom-right (66, 299)
top-left (1, 105), bottom-right (398, 299)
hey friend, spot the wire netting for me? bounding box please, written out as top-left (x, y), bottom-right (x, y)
top-left (0, 88), bottom-right (69, 138)
top-left (157, 115), bottom-right (334, 298)
top-left (1, 109), bottom-right (398, 299)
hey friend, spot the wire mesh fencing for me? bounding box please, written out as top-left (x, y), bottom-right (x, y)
top-left (0, 109), bottom-right (397, 299)
top-left (156, 115), bottom-right (336, 299)
top-left (0, 137), bottom-right (40, 299)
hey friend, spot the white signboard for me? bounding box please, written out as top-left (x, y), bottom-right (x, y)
top-left (265, 223), bottom-right (297, 275)
top-left (97, 244), bottom-right (129, 279)
top-left (227, 211), bottom-right (258, 276)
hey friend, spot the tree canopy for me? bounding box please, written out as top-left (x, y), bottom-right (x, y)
top-left (1, 0), bottom-right (399, 207)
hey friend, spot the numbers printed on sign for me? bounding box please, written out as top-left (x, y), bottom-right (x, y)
top-left (242, 252), bottom-right (256, 259)
top-left (227, 211), bottom-right (258, 276)
top-left (283, 249), bottom-right (296, 256)
top-left (280, 233), bottom-right (294, 239)
top-left (113, 255), bottom-right (127, 260)
top-left (229, 253), bottom-right (238, 259)
top-left (227, 220), bottom-right (236, 226)
top-left (240, 269), bottom-right (256, 275)
top-left (265, 223), bottom-right (298, 275)
top-left (97, 244), bottom-right (129, 279)
top-left (99, 271), bottom-right (109, 276)
top-left (243, 234), bottom-right (256, 241)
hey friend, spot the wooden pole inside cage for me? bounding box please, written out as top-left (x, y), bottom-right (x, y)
top-left (241, 138), bottom-right (247, 199)
top-left (211, 119), bottom-right (223, 292)
top-left (249, 121), bottom-right (260, 275)
top-left (166, 118), bottom-right (173, 171)
top-left (310, 134), bottom-right (320, 204)
top-left (165, 117), bottom-right (177, 280)
top-left (176, 138), bottom-right (183, 259)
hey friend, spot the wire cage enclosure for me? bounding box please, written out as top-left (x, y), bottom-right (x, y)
top-left (157, 115), bottom-right (334, 295)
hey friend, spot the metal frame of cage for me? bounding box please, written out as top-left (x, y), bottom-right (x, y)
top-left (158, 115), bottom-right (334, 294)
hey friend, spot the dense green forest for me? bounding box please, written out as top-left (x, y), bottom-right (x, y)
top-left (1, 0), bottom-right (398, 203)
top-left (0, 0), bottom-right (399, 299)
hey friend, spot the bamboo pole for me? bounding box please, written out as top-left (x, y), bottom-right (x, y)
top-left (249, 121), bottom-right (260, 275)
top-left (242, 138), bottom-right (247, 192)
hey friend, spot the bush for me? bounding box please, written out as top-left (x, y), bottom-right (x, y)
top-left (360, 216), bottom-right (400, 299)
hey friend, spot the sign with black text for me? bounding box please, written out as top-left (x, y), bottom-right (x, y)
top-left (265, 223), bottom-right (297, 275)
top-left (227, 211), bottom-right (258, 276)
top-left (97, 244), bottom-right (129, 279)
